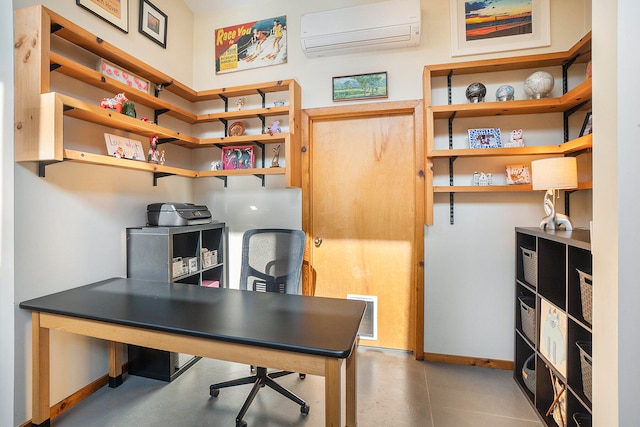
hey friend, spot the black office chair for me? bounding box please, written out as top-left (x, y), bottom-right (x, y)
top-left (209, 228), bottom-right (309, 427)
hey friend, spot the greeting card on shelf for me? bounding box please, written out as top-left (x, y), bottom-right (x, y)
top-left (468, 128), bottom-right (502, 149)
top-left (505, 165), bottom-right (531, 185)
top-left (104, 133), bottom-right (145, 161)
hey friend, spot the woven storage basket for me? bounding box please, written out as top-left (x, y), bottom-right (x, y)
top-left (577, 269), bottom-right (593, 325)
top-left (573, 412), bottom-right (592, 427)
top-left (519, 296), bottom-right (536, 343)
top-left (521, 247), bottom-right (537, 286)
top-left (576, 341), bottom-right (592, 402)
top-left (521, 353), bottom-right (535, 394)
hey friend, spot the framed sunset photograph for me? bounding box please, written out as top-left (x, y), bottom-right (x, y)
top-left (450, 0), bottom-right (550, 56)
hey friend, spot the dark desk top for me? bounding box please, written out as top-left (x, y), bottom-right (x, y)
top-left (20, 277), bottom-right (366, 359)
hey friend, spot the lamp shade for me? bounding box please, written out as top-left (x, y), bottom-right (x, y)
top-left (531, 157), bottom-right (578, 190)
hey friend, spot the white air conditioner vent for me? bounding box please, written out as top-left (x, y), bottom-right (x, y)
top-left (300, 0), bottom-right (421, 57)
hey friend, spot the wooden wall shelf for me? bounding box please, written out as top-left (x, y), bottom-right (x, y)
top-left (423, 32), bottom-right (593, 224)
top-left (15, 5), bottom-right (302, 187)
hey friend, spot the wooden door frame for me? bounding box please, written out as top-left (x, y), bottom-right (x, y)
top-left (300, 100), bottom-right (425, 359)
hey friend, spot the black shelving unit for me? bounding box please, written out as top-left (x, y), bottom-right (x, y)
top-left (514, 227), bottom-right (592, 426)
top-left (126, 222), bottom-right (228, 381)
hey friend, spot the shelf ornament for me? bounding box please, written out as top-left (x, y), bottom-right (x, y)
top-left (523, 71), bottom-right (554, 99)
top-left (495, 85), bottom-right (515, 101)
top-left (99, 92), bottom-right (128, 114)
top-left (503, 129), bottom-right (524, 148)
top-left (148, 135), bottom-right (160, 164)
top-left (465, 82), bottom-right (486, 103)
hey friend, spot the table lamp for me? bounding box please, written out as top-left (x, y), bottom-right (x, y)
top-left (531, 157), bottom-right (578, 230)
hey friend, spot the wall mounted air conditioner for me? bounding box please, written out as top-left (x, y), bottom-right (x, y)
top-left (300, 0), bottom-right (421, 58)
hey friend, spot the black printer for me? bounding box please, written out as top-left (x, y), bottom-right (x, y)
top-left (147, 203), bottom-right (212, 226)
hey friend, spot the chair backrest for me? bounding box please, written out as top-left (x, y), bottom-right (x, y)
top-left (239, 228), bottom-right (306, 295)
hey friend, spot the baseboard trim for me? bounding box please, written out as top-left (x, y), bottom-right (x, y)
top-left (423, 352), bottom-right (514, 370)
top-left (19, 364), bottom-right (128, 427)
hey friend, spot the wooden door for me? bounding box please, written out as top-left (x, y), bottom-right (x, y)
top-left (302, 102), bottom-right (424, 353)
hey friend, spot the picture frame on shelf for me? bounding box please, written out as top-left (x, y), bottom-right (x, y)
top-left (332, 72), bottom-right (388, 102)
top-left (77, 0), bottom-right (129, 33)
top-left (580, 112), bottom-right (593, 137)
top-left (222, 145), bottom-right (255, 170)
top-left (98, 59), bottom-right (151, 94)
top-left (139, 0), bottom-right (168, 48)
top-left (468, 128), bottom-right (502, 149)
top-left (539, 298), bottom-right (567, 377)
top-left (449, 0), bottom-right (550, 57)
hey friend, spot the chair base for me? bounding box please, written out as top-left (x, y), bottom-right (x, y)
top-left (210, 367), bottom-right (309, 427)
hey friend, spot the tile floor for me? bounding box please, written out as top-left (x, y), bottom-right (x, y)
top-left (51, 347), bottom-right (543, 426)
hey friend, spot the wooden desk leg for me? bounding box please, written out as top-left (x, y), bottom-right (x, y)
top-left (32, 312), bottom-right (50, 427)
top-left (324, 358), bottom-right (342, 427)
top-left (108, 341), bottom-right (123, 388)
top-left (346, 344), bottom-right (358, 427)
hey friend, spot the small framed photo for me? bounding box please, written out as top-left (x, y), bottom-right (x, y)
top-left (468, 128), bottom-right (502, 149)
top-left (332, 72), bottom-right (388, 102)
top-left (505, 165), bottom-right (531, 185)
top-left (139, 0), bottom-right (168, 48)
top-left (222, 146), bottom-right (255, 170)
top-left (580, 112), bottom-right (592, 137)
top-left (77, 0), bottom-right (129, 33)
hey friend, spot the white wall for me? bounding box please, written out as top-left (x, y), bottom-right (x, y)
top-left (1, 0), bottom-right (15, 424)
top-left (190, 0), bottom-right (592, 361)
top-left (6, 0), bottom-right (594, 424)
top-left (592, 0), bottom-right (640, 424)
top-left (11, 0), bottom-right (196, 423)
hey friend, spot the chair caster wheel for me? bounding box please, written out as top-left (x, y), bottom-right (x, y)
top-left (300, 404), bottom-right (310, 415)
top-left (299, 373), bottom-right (306, 379)
top-left (236, 419), bottom-right (247, 427)
top-left (210, 387), bottom-right (220, 398)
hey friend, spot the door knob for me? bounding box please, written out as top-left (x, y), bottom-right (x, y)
top-left (314, 237), bottom-right (323, 247)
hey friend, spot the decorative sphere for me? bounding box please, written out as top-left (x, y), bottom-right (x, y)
top-left (523, 71), bottom-right (554, 99)
top-left (465, 82), bottom-right (487, 103)
top-left (495, 85), bottom-right (515, 101)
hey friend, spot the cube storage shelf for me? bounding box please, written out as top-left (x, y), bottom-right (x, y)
top-left (515, 227), bottom-right (592, 426)
top-left (126, 222), bottom-right (228, 381)
top-left (14, 5), bottom-right (302, 187)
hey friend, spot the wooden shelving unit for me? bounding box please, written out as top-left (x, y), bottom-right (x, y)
top-left (14, 5), bottom-right (302, 187)
top-left (423, 32), bottom-right (592, 224)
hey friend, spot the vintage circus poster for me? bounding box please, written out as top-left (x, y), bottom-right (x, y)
top-left (215, 16), bottom-right (287, 74)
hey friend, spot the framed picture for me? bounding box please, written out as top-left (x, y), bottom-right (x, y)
top-left (215, 16), bottom-right (287, 74)
top-left (139, 0), bottom-right (168, 48)
top-left (505, 165), bottom-right (531, 185)
top-left (539, 298), bottom-right (567, 377)
top-left (450, 0), bottom-right (550, 57)
top-left (332, 72), bottom-right (388, 102)
top-left (77, 0), bottom-right (129, 33)
top-left (580, 112), bottom-right (593, 137)
top-left (222, 146), bottom-right (255, 170)
top-left (98, 59), bottom-right (151, 94)
top-left (468, 128), bottom-right (502, 148)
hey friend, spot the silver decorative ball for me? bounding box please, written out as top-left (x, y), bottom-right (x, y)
top-left (465, 82), bottom-right (487, 103)
top-left (495, 85), bottom-right (515, 101)
top-left (524, 71), bottom-right (554, 99)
